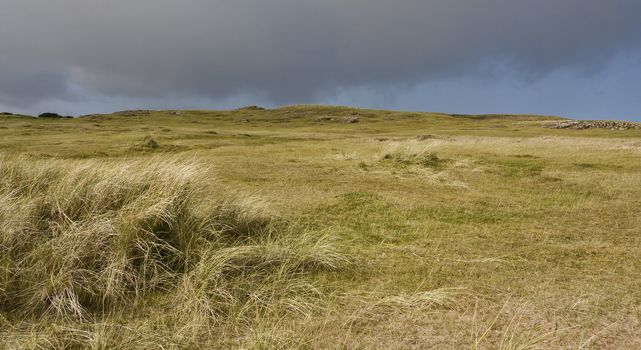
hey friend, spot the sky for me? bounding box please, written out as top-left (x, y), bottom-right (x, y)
top-left (1, 0), bottom-right (640, 121)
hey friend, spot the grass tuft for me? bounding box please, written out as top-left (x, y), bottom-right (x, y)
top-left (381, 141), bottom-right (450, 169)
top-left (0, 156), bottom-right (347, 346)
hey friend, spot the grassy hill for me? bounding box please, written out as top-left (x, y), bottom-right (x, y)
top-left (1, 106), bottom-right (640, 348)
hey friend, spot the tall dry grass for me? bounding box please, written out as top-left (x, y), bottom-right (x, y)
top-left (0, 156), bottom-right (347, 348)
top-left (380, 140), bottom-right (448, 168)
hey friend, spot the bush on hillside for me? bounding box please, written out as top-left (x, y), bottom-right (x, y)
top-left (38, 113), bottom-right (72, 118)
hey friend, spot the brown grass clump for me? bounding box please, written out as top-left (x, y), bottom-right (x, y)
top-left (381, 141), bottom-right (450, 169)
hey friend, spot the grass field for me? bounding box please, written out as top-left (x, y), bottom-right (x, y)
top-left (1, 105), bottom-right (640, 349)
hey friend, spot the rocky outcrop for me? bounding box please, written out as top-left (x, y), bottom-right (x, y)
top-left (543, 120), bottom-right (640, 130)
top-left (114, 110), bottom-right (152, 117)
top-left (315, 115), bottom-right (336, 121)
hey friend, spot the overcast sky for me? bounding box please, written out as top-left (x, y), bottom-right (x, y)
top-left (1, 0), bottom-right (640, 120)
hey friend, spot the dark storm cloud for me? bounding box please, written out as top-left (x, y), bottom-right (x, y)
top-left (1, 0), bottom-right (641, 107)
top-left (0, 56), bottom-right (71, 107)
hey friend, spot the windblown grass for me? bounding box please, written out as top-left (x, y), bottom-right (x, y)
top-left (0, 156), bottom-right (347, 348)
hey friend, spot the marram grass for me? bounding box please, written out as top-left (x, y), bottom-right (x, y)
top-left (0, 155), bottom-right (347, 348)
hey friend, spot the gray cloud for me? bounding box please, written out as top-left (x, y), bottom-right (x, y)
top-left (0, 56), bottom-right (71, 107)
top-left (1, 0), bottom-right (641, 110)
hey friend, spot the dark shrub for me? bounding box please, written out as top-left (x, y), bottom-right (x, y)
top-left (236, 105), bottom-right (266, 111)
top-left (38, 112), bottom-right (64, 118)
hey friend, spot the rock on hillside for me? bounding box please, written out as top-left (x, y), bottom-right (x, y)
top-left (543, 120), bottom-right (640, 130)
top-left (114, 110), bottom-right (153, 117)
